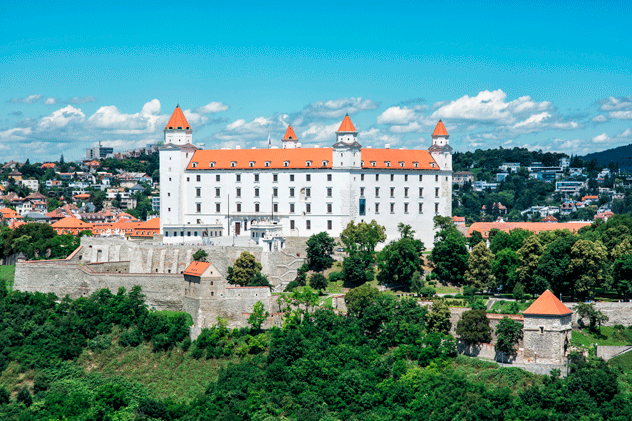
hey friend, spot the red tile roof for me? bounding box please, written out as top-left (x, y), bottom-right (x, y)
top-left (337, 114), bottom-right (357, 132)
top-left (452, 216), bottom-right (465, 222)
top-left (183, 261), bottom-right (211, 276)
top-left (542, 215), bottom-right (558, 222)
top-left (283, 125), bottom-right (298, 140)
top-left (467, 222), bottom-right (591, 239)
top-left (165, 105), bottom-right (191, 130)
top-left (187, 148), bottom-right (439, 171)
top-left (432, 120), bottom-right (449, 137)
top-left (51, 217), bottom-right (92, 229)
top-left (523, 290), bottom-right (572, 316)
top-left (0, 208), bottom-right (22, 219)
top-left (582, 195), bottom-right (599, 201)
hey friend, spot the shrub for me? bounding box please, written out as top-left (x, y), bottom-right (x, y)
top-left (181, 337), bottom-right (192, 351)
top-left (17, 387), bottom-right (32, 407)
top-left (87, 334), bottom-right (112, 351)
top-left (33, 371), bottom-right (51, 394)
top-left (119, 328), bottom-right (143, 347)
top-left (0, 387), bottom-right (9, 405)
top-left (328, 271), bottom-right (344, 283)
top-left (191, 346), bottom-right (204, 359)
top-left (309, 273), bottom-right (328, 291)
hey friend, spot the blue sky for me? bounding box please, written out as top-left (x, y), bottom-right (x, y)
top-left (1, 0), bottom-right (631, 161)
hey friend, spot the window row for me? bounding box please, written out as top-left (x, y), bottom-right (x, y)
top-left (188, 173), bottom-right (442, 183)
top-left (290, 220), bottom-right (333, 231)
top-left (362, 187), bottom-right (441, 198)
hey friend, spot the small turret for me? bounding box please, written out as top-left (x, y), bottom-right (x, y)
top-left (429, 120), bottom-right (452, 171)
top-left (164, 105), bottom-right (193, 146)
top-left (282, 125), bottom-right (299, 149)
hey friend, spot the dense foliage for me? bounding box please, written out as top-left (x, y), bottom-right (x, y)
top-left (0, 223), bottom-right (81, 261)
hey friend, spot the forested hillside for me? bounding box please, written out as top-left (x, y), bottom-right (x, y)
top-left (582, 143), bottom-right (632, 169)
top-left (0, 282), bottom-right (630, 420)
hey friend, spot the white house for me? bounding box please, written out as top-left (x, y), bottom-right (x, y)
top-left (159, 106), bottom-right (453, 247)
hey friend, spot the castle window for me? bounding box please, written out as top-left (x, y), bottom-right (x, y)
top-left (435, 175), bottom-right (439, 182)
top-left (265, 161), bottom-right (271, 167)
top-left (414, 162), bottom-right (419, 168)
top-left (306, 188), bottom-right (311, 197)
top-left (327, 203), bottom-right (332, 213)
top-left (306, 220), bottom-right (311, 230)
top-left (404, 174), bottom-right (408, 182)
top-left (273, 187), bottom-right (278, 197)
top-left (306, 161), bottom-right (312, 167)
top-left (255, 188), bottom-right (259, 197)
top-left (419, 203), bottom-right (423, 213)
top-left (375, 203), bottom-right (380, 213)
top-left (192, 162), bottom-right (198, 168)
top-left (216, 203), bottom-right (221, 212)
top-left (289, 188), bottom-right (294, 197)
top-left (431, 163), bottom-right (436, 168)
top-left (375, 187), bottom-right (380, 197)
top-left (254, 174), bottom-right (259, 182)
top-left (273, 174), bottom-right (278, 182)
top-left (290, 203), bottom-right (295, 213)
top-left (290, 220), bottom-right (295, 229)
top-left (249, 161), bottom-right (255, 167)
top-left (216, 188), bottom-right (221, 197)
top-left (290, 174), bottom-right (294, 181)
top-left (399, 161), bottom-right (404, 167)
top-left (306, 203), bottom-right (311, 213)
top-left (306, 174), bottom-right (311, 181)
top-left (385, 161), bottom-right (390, 167)
top-left (236, 203), bottom-right (241, 212)
top-left (390, 187), bottom-right (395, 197)
top-left (327, 187), bottom-right (332, 197)
top-left (196, 188), bottom-right (201, 197)
top-left (231, 161), bottom-right (236, 167)
top-left (216, 174), bottom-right (221, 181)
top-left (322, 161), bottom-right (328, 167)
top-left (361, 174), bottom-right (364, 181)
top-left (391, 174), bottom-right (394, 181)
top-left (273, 203), bottom-right (278, 213)
top-left (435, 203), bottom-right (439, 213)
top-left (210, 162), bottom-right (215, 168)
top-left (404, 203), bottom-right (409, 213)
top-left (284, 161), bottom-right (289, 167)
top-left (371, 161), bottom-right (376, 167)
top-left (236, 188), bottom-right (241, 197)
top-left (327, 220), bottom-right (332, 230)
top-left (196, 175), bottom-right (201, 182)
top-left (360, 187), bottom-right (365, 196)
top-left (255, 203), bottom-right (260, 212)
top-left (327, 174), bottom-right (332, 181)
top-left (236, 174), bottom-right (241, 182)
top-left (361, 161), bottom-right (364, 166)
top-left (435, 187), bottom-right (439, 197)
top-left (539, 326), bottom-right (544, 334)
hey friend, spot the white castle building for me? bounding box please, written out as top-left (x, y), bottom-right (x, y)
top-left (160, 105), bottom-right (452, 247)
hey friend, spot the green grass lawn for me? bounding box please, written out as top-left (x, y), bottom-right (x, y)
top-left (609, 349), bottom-right (632, 372)
top-left (436, 284), bottom-right (461, 294)
top-left (571, 326), bottom-right (631, 347)
top-left (489, 300), bottom-right (534, 314)
top-left (0, 265), bottom-right (15, 290)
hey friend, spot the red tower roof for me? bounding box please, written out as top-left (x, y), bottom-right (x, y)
top-left (523, 290), bottom-right (572, 316)
top-left (432, 120), bottom-right (449, 137)
top-left (165, 105), bottom-right (191, 130)
top-left (337, 114), bottom-right (357, 132)
top-left (283, 125), bottom-right (298, 140)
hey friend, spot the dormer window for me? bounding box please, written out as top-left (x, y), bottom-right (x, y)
top-left (192, 162), bottom-right (198, 168)
top-left (322, 160), bottom-right (328, 167)
top-left (210, 162), bottom-right (215, 168)
top-left (399, 161), bottom-right (405, 167)
top-left (306, 161), bottom-right (312, 167)
top-left (231, 161), bottom-right (237, 167)
top-left (249, 161), bottom-right (255, 167)
top-left (361, 161), bottom-right (364, 166)
top-left (431, 163), bottom-right (436, 168)
top-left (371, 161), bottom-right (376, 167)
top-left (265, 161), bottom-right (271, 167)
top-left (284, 161), bottom-right (289, 167)
top-left (413, 162), bottom-right (419, 168)
top-left (385, 161), bottom-right (391, 167)
top-left (177, 126), bottom-right (182, 129)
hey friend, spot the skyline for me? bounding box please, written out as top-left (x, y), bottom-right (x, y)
top-left (1, 0), bottom-right (631, 162)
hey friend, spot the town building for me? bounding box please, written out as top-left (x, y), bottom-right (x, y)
top-left (499, 162), bottom-right (521, 173)
top-left (159, 106), bottom-right (453, 246)
top-left (555, 180), bottom-right (586, 194)
top-left (453, 171), bottom-right (474, 186)
top-left (467, 221), bottom-right (591, 240)
top-left (86, 141), bottom-right (114, 160)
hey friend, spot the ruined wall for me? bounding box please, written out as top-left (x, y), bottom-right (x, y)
top-left (86, 261), bottom-right (130, 273)
top-left (14, 260), bottom-right (183, 310)
top-left (569, 302), bottom-right (632, 327)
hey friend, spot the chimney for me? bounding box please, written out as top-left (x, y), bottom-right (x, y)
top-left (385, 144), bottom-right (390, 149)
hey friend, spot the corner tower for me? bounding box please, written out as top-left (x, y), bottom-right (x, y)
top-left (333, 114), bottom-right (361, 169)
top-left (429, 120), bottom-right (453, 171)
top-left (282, 125), bottom-right (299, 149)
top-left (164, 105), bottom-right (193, 146)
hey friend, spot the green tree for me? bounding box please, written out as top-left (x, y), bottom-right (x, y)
top-left (456, 309), bottom-right (492, 346)
top-left (464, 242), bottom-right (496, 292)
top-left (495, 317), bottom-right (523, 360)
top-left (345, 284), bottom-right (379, 318)
top-left (342, 253), bottom-right (373, 286)
top-left (17, 387), bottom-right (32, 407)
top-left (397, 223), bottom-right (415, 239)
top-left (192, 249), bottom-right (208, 262)
top-left (410, 271), bottom-right (424, 295)
top-left (340, 220), bottom-right (386, 266)
top-left (575, 303), bottom-right (609, 332)
top-left (430, 232), bottom-right (468, 286)
top-left (467, 230), bottom-right (485, 248)
top-left (569, 239), bottom-right (607, 299)
top-left (306, 232), bottom-right (335, 272)
top-left (516, 235), bottom-right (544, 294)
top-left (535, 235), bottom-right (577, 298)
top-left (376, 237), bottom-right (425, 287)
top-left (248, 301), bottom-right (269, 331)
top-left (612, 254), bottom-right (632, 300)
top-left (492, 248), bottom-right (520, 293)
top-left (227, 251), bottom-right (263, 286)
top-left (427, 299), bottom-right (452, 335)
top-left (309, 273), bottom-right (328, 291)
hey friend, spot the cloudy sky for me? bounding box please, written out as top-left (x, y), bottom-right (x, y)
top-left (1, 0), bottom-right (631, 162)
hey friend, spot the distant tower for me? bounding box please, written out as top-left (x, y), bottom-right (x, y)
top-left (282, 125), bottom-right (299, 149)
top-left (522, 290), bottom-right (572, 365)
top-left (429, 120), bottom-right (453, 171)
top-left (333, 114), bottom-right (361, 169)
top-left (164, 105), bottom-right (193, 146)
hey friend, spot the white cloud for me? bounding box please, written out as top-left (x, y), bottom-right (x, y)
top-left (44, 97), bottom-right (57, 105)
top-left (377, 106), bottom-right (417, 125)
top-left (87, 99), bottom-right (164, 134)
top-left (592, 133), bottom-right (610, 143)
top-left (44, 96), bottom-right (98, 105)
top-left (389, 122), bottom-right (421, 133)
top-left (300, 122), bottom-right (341, 143)
top-left (8, 94), bottom-right (42, 104)
top-left (513, 112), bottom-right (551, 129)
top-left (610, 111), bottom-right (632, 120)
top-left (592, 115), bottom-right (608, 123)
top-left (195, 101), bottom-right (229, 114)
top-left (599, 95), bottom-right (632, 111)
top-left (431, 90), bottom-right (552, 125)
top-left (292, 97), bottom-right (379, 126)
top-left (38, 105), bottom-right (85, 130)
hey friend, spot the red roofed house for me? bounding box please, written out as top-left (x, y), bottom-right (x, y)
top-left (130, 218), bottom-right (160, 238)
top-left (452, 216), bottom-right (465, 227)
top-left (51, 217), bottom-right (93, 235)
top-left (522, 290), bottom-right (572, 365)
top-left (41, 162), bottom-right (56, 169)
top-left (594, 211), bottom-right (614, 222)
top-left (467, 222), bottom-right (591, 240)
top-left (160, 107), bottom-right (453, 247)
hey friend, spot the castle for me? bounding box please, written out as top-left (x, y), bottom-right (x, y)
top-left (159, 106), bottom-right (453, 247)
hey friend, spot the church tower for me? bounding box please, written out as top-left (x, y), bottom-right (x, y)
top-left (333, 114), bottom-right (361, 169)
top-left (164, 105), bottom-right (193, 146)
top-left (282, 125), bottom-right (299, 149)
top-left (429, 120), bottom-right (453, 171)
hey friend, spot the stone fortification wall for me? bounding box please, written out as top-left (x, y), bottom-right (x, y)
top-left (14, 260), bottom-right (183, 310)
top-left (596, 346), bottom-right (632, 361)
top-left (86, 261), bottom-right (130, 273)
top-left (568, 302), bottom-right (632, 327)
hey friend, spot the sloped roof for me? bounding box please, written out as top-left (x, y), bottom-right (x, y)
top-left (337, 114), bottom-right (357, 132)
top-left (432, 120), bottom-right (449, 137)
top-left (183, 261), bottom-right (211, 276)
top-left (283, 125), bottom-right (298, 140)
top-left (136, 217), bottom-right (160, 229)
top-left (523, 290), bottom-right (572, 316)
top-left (51, 217), bottom-right (93, 229)
top-left (467, 222), bottom-right (591, 239)
top-left (26, 192), bottom-right (47, 200)
top-left (165, 105), bottom-right (191, 130)
top-left (0, 208), bottom-right (22, 219)
top-left (360, 149), bottom-right (439, 170)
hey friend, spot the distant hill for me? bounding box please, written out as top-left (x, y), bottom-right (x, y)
top-left (582, 143), bottom-right (632, 169)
